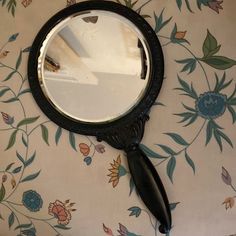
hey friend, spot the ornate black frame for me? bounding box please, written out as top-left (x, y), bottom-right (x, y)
top-left (28, 1), bottom-right (171, 234)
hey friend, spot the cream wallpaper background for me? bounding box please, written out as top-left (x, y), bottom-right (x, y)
top-left (0, 0), bottom-right (236, 236)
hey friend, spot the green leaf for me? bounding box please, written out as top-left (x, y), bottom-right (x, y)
top-left (182, 103), bottom-right (197, 112)
top-left (154, 9), bottom-right (172, 33)
top-left (14, 223), bottom-right (32, 230)
top-left (5, 130), bottom-right (17, 150)
top-left (176, 0), bottom-right (182, 10)
top-left (185, 151), bottom-right (195, 174)
top-left (201, 56), bottom-right (236, 70)
top-left (0, 88), bottom-right (10, 97)
top-left (55, 126), bottom-right (62, 145)
top-left (0, 184), bottom-right (6, 202)
top-left (139, 144), bottom-right (167, 159)
top-left (128, 206), bottom-right (141, 217)
top-left (21, 134), bottom-right (28, 147)
top-left (211, 119), bottom-right (223, 130)
top-left (17, 116), bottom-right (40, 127)
top-left (228, 85), bottom-right (236, 100)
top-left (213, 72), bottom-right (232, 93)
top-left (197, 0), bottom-right (208, 9)
top-left (170, 23), bottom-right (177, 40)
top-left (5, 162), bottom-right (15, 171)
top-left (228, 98), bottom-right (236, 105)
top-left (20, 170), bottom-right (41, 183)
top-left (22, 47), bottom-right (31, 53)
top-left (185, 0), bottom-right (194, 13)
top-left (25, 151), bottom-right (36, 167)
top-left (157, 144), bottom-right (177, 155)
top-left (202, 30), bottom-right (219, 58)
top-left (176, 58), bottom-right (197, 74)
top-left (183, 113), bottom-right (198, 127)
top-left (18, 88), bottom-right (31, 97)
top-left (69, 132), bottom-right (77, 151)
top-left (131, 0), bottom-right (138, 8)
top-left (167, 156), bottom-right (176, 183)
top-left (227, 105), bottom-right (236, 123)
top-left (169, 202), bottom-right (180, 211)
top-left (12, 166), bottom-right (22, 174)
top-left (165, 133), bottom-right (189, 146)
top-left (175, 75), bottom-right (197, 99)
top-left (8, 33), bottom-right (19, 42)
top-left (206, 120), bottom-right (214, 145)
top-left (16, 151), bottom-right (25, 165)
top-left (1, 0), bottom-right (7, 7)
top-left (40, 124), bottom-right (49, 145)
top-left (217, 130), bottom-right (233, 148)
top-left (2, 97), bottom-right (18, 103)
top-left (54, 224), bottom-right (71, 230)
top-left (175, 112), bottom-right (197, 126)
top-left (8, 212), bottom-right (15, 228)
top-left (15, 50), bottom-right (22, 70)
top-left (214, 129), bottom-right (223, 151)
top-left (3, 71), bottom-right (16, 82)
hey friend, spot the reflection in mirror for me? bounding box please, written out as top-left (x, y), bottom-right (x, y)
top-left (38, 11), bottom-right (150, 123)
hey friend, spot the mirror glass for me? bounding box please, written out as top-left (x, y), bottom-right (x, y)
top-left (38, 10), bottom-right (151, 123)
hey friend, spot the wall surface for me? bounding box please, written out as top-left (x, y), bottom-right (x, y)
top-left (0, 0), bottom-right (236, 236)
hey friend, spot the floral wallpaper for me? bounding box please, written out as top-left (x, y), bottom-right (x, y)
top-left (0, 0), bottom-right (236, 235)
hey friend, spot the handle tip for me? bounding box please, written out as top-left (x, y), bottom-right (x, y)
top-left (159, 225), bottom-right (170, 234)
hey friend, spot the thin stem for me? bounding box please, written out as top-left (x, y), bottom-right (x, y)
top-left (0, 62), bottom-right (24, 82)
top-left (44, 220), bottom-right (62, 235)
top-left (6, 201), bottom-right (23, 206)
top-left (136, 0), bottom-right (152, 12)
top-left (0, 42), bottom-right (8, 54)
top-left (155, 120), bottom-right (206, 167)
top-left (0, 170), bottom-right (14, 179)
top-left (4, 134), bottom-right (28, 201)
top-left (157, 34), bottom-right (211, 91)
top-left (28, 121), bottom-right (51, 136)
top-left (0, 202), bottom-right (21, 233)
top-left (86, 136), bottom-right (96, 146)
top-left (230, 183), bottom-right (236, 193)
top-left (10, 124), bottom-right (27, 135)
top-left (6, 202), bottom-right (55, 221)
top-left (91, 147), bottom-right (96, 157)
top-left (0, 127), bottom-right (14, 131)
top-left (158, 35), bottom-right (169, 40)
top-left (154, 220), bottom-right (158, 236)
top-left (142, 209), bottom-right (156, 230)
top-left (18, 77), bottom-right (27, 95)
top-left (179, 43), bottom-right (211, 91)
top-left (0, 85), bottom-right (26, 119)
top-left (162, 41), bottom-right (171, 47)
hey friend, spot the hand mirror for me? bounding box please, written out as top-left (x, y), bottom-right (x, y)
top-left (28, 1), bottom-right (171, 233)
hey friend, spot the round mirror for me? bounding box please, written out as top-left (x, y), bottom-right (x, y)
top-left (38, 11), bottom-right (150, 123)
top-left (28, 2), bottom-right (171, 233)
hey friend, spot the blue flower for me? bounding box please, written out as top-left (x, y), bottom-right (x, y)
top-left (22, 190), bottom-right (43, 212)
top-left (196, 92), bottom-right (227, 119)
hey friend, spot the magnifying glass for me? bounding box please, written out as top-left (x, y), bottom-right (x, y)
top-left (28, 1), bottom-right (171, 233)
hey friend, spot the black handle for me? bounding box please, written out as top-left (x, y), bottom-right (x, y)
top-left (126, 146), bottom-right (171, 234)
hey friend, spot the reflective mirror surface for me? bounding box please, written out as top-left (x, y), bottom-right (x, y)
top-left (38, 11), bottom-right (150, 123)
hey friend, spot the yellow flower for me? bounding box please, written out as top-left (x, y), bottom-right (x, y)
top-left (108, 155), bottom-right (127, 188)
top-left (222, 197), bottom-right (235, 210)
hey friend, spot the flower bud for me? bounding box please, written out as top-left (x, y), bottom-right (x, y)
top-left (95, 144), bottom-right (105, 154)
top-left (2, 174), bottom-right (7, 183)
top-left (79, 143), bottom-right (90, 156)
